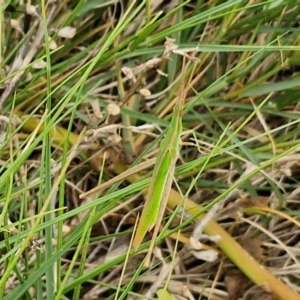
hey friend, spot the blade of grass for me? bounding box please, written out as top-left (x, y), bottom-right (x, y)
top-left (41, 1), bottom-right (55, 298)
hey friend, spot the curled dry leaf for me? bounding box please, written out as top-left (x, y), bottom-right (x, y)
top-left (191, 249), bottom-right (218, 262)
top-left (32, 60), bottom-right (47, 69)
top-left (208, 234), bottom-right (221, 242)
top-left (58, 26), bottom-right (76, 39)
top-left (106, 103), bottom-right (120, 116)
top-left (26, 5), bottom-right (40, 18)
top-left (121, 66), bottom-right (136, 81)
top-left (189, 236), bottom-right (202, 250)
top-left (122, 57), bottom-right (163, 82)
top-left (144, 57), bottom-right (162, 70)
top-left (139, 88), bottom-right (151, 97)
top-left (48, 37), bottom-right (58, 50)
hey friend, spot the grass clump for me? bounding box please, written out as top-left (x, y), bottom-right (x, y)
top-left (1, 0), bottom-right (300, 299)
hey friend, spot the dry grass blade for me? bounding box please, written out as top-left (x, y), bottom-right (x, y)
top-left (79, 157), bottom-right (156, 198)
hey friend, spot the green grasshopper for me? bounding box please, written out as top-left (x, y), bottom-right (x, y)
top-left (79, 59), bottom-right (194, 267)
top-left (133, 60), bottom-right (193, 266)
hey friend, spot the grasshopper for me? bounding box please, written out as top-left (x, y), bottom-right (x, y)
top-left (80, 59), bottom-right (195, 267)
top-left (132, 59), bottom-right (193, 266)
